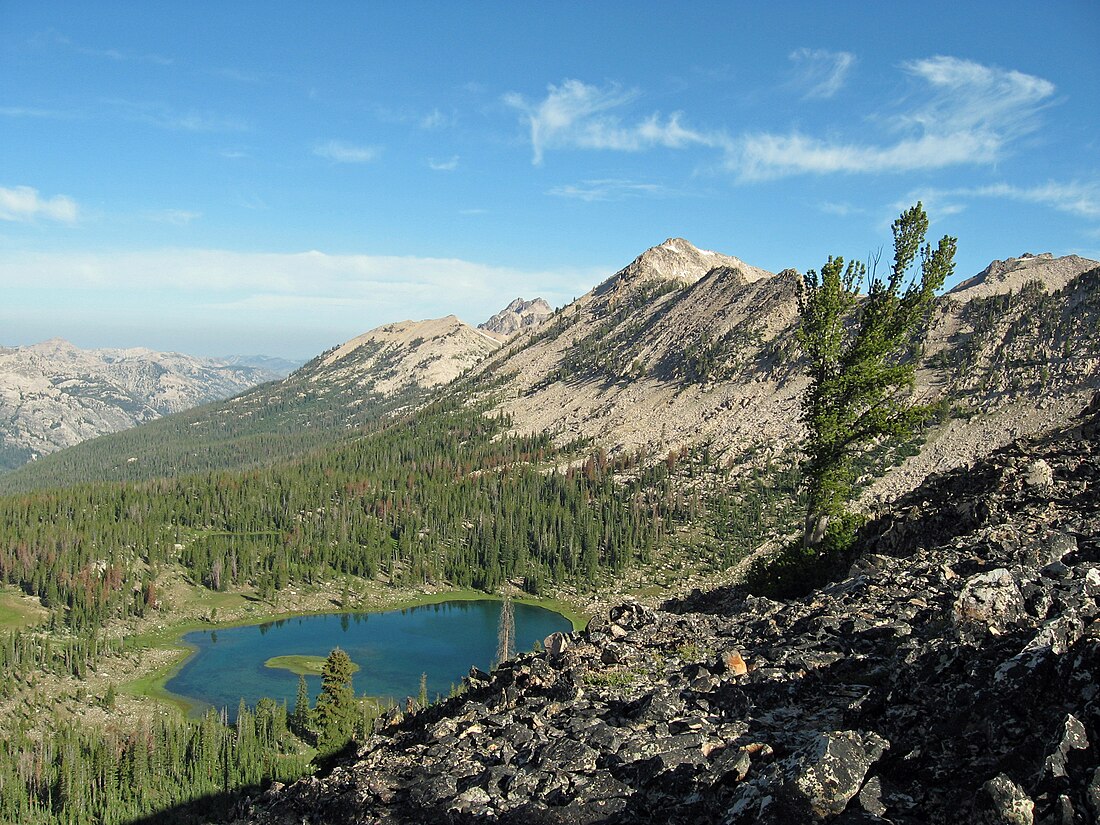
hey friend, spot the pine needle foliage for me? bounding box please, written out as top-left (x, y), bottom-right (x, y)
top-left (313, 647), bottom-right (356, 756)
top-left (798, 202), bottom-right (956, 550)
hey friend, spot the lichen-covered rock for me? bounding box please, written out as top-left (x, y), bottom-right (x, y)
top-left (973, 773), bottom-right (1034, 825)
top-left (953, 568), bottom-right (1025, 631)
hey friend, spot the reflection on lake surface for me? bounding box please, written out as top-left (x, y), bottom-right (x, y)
top-left (166, 600), bottom-right (571, 720)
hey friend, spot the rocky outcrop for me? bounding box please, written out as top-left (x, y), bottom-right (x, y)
top-left (232, 396), bottom-right (1100, 824)
top-left (0, 339), bottom-right (285, 468)
top-left (479, 298), bottom-right (554, 339)
top-left (947, 252), bottom-right (1096, 300)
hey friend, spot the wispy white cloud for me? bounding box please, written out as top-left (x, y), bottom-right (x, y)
top-left (213, 67), bottom-right (263, 84)
top-left (503, 79), bottom-right (722, 165)
top-left (0, 248), bottom-right (602, 320)
top-left (313, 140), bottom-right (381, 163)
top-left (78, 45), bottom-right (173, 65)
top-left (420, 108), bottom-right (454, 129)
top-left (51, 33), bottom-right (173, 66)
top-left (817, 201), bottom-right (865, 217)
top-left (728, 56), bottom-right (1055, 180)
top-left (734, 131), bottom-right (998, 179)
top-left (905, 181), bottom-right (1100, 220)
top-left (104, 99), bottom-right (248, 132)
top-left (549, 179), bottom-right (668, 202)
top-left (0, 185), bottom-right (79, 223)
top-left (0, 105), bottom-right (76, 119)
top-left (428, 155), bottom-right (460, 171)
top-left (789, 48), bottom-right (856, 99)
top-left (146, 209), bottom-right (201, 226)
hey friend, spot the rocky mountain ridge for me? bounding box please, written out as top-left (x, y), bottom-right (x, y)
top-left (467, 240), bottom-right (1100, 511)
top-left (308, 315), bottom-right (503, 398)
top-left (226, 393), bottom-right (1100, 825)
top-left (5, 241), bottom-right (1098, 505)
top-left (479, 298), bottom-right (554, 339)
top-left (0, 339), bottom-right (288, 470)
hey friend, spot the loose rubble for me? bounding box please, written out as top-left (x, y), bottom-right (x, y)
top-left (233, 394), bottom-right (1100, 824)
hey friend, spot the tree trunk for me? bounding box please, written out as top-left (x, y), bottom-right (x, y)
top-left (803, 512), bottom-right (830, 551)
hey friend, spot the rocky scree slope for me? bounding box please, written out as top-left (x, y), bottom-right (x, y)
top-left (231, 396), bottom-right (1100, 824)
top-left (0, 338), bottom-right (285, 469)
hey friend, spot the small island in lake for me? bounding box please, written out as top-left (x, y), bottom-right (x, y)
top-left (264, 654), bottom-right (361, 677)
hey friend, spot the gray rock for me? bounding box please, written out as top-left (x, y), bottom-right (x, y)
top-left (1024, 459), bottom-right (1054, 489)
top-left (1043, 714), bottom-right (1089, 780)
top-left (973, 773), bottom-right (1034, 824)
top-left (782, 730), bottom-right (890, 820)
top-left (954, 568), bottom-right (1025, 630)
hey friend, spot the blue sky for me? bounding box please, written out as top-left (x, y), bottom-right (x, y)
top-left (1, 2), bottom-right (1098, 359)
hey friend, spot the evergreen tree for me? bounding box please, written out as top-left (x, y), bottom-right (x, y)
top-left (313, 648), bottom-right (356, 755)
top-left (291, 674), bottom-right (311, 739)
top-left (798, 202), bottom-right (955, 550)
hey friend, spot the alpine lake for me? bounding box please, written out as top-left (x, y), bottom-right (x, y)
top-left (165, 600), bottom-right (572, 720)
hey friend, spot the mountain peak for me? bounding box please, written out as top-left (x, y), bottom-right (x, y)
top-left (479, 297), bottom-right (553, 338)
top-left (595, 238), bottom-right (771, 300)
top-left (947, 252), bottom-right (1099, 300)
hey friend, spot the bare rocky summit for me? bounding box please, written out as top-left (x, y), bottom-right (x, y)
top-left (0, 338), bottom-right (285, 468)
top-left (479, 298), bottom-right (554, 339)
top-left (228, 395), bottom-right (1100, 825)
top-left (305, 315), bottom-right (502, 398)
top-left (947, 252), bottom-right (1096, 300)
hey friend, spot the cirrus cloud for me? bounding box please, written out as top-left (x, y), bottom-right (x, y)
top-left (503, 79), bottom-right (723, 165)
top-left (313, 140), bottom-right (381, 163)
top-left (729, 56), bottom-right (1055, 180)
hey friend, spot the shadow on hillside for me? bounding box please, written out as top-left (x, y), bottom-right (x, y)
top-left (121, 740), bottom-right (359, 825)
top-left (122, 786), bottom-right (261, 825)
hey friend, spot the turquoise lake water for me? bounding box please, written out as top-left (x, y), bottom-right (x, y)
top-left (165, 600), bottom-right (571, 720)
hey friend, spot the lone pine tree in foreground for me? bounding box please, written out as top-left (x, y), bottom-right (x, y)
top-left (798, 201), bottom-right (956, 551)
top-left (313, 647), bottom-right (356, 755)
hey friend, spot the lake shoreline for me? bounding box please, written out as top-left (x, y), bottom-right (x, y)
top-left (123, 588), bottom-right (586, 716)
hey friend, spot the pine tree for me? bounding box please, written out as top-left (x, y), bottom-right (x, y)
top-left (313, 647), bottom-right (356, 755)
top-left (291, 675), bottom-right (311, 739)
top-left (798, 201), bottom-right (955, 550)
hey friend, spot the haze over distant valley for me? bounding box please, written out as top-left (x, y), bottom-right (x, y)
top-left (0, 339), bottom-right (298, 470)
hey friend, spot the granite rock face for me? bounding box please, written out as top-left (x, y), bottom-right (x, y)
top-left (479, 298), bottom-right (554, 338)
top-left (0, 338), bottom-right (286, 467)
top-left (232, 395), bottom-right (1100, 824)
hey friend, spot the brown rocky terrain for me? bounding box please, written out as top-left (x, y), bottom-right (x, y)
top-left (223, 393), bottom-right (1100, 825)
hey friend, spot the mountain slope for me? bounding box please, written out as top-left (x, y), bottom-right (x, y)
top-left (0, 339), bottom-right (286, 471)
top-left (228, 393), bottom-right (1100, 825)
top-left (467, 240), bottom-right (1100, 507)
top-left (308, 314), bottom-right (501, 396)
top-left (0, 312), bottom-right (503, 492)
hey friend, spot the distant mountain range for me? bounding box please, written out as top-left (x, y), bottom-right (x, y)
top-left (0, 340), bottom-right (299, 471)
top-left (2, 240), bottom-right (1097, 500)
